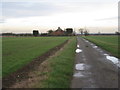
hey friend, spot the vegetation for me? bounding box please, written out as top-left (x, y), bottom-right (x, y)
top-left (79, 28), bottom-right (89, 36)
top-left (47, 30), bottom-right (53, 34)
top-left (82, 35), bottom-right (119, 58)
top-left (79, 28), bottom-right (84, 35)
top-left (36, 37), bottom-right (76, 88)
top-left (2, 37), bottom-right (70, 77)
top-left (33, 30), bottom-right (39, 36)
top-left (66, 28), bottom-right (73, 35)
top-left (84, 30), bottom-right (89, 36)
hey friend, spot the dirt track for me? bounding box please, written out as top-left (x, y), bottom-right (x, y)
top-left (71, 37), bottom-right (119, 88)
top-left (2, 40), bottom-right (68, 88)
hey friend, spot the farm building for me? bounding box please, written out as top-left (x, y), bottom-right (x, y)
top-left (48, 27), bottom-right (74, 36)
top-left (51, 27), bottom-right (65, 36)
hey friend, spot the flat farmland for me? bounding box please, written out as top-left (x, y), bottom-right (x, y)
top-left (2, 37), bottom-right (70, 77)
top-left (82, 36), bottom-right (119, 58)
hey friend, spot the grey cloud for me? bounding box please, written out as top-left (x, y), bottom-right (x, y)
top-left (2, 1), bottom-right (118, 19)
top-left (2, 2), bottom-right (63, 18)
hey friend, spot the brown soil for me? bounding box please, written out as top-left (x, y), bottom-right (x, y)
top-left (2, 40), bottom-right (69, 88)
top-left (10, 58), bottom-right (51, 88)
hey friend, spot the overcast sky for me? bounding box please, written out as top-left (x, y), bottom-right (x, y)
top-left (0, 0), bottom-right (119, 33)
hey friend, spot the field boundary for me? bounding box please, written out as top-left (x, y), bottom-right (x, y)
top-left (40, 38), bottom-right (75, 88)
top-left (2, 39), bottom-right (69, 88)
top-left (82, 36), bottom-right (119, 58)
top-left (10, 37), bottom-right (75, 88)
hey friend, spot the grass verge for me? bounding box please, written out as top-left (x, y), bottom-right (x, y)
top-left (33, 37), bottom-right (76, 88)
top-left (82, 35), bottom-right (119, 58)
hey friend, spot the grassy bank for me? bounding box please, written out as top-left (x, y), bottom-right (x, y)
top-left (34, 37), bottom-right (76, 88)
top-left (82, 36), bottom-right (119, 58)
top-left (2, 37), bottom-right (70, 77)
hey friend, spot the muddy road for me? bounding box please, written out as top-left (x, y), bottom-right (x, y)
top-left (71, 37), bottom-right (119, 88)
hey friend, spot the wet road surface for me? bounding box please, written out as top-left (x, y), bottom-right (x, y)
top-left (71, 37), bottom-right (119, 88)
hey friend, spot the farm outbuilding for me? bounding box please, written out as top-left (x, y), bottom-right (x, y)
top-left (51, 27), bottom-right (65, 36)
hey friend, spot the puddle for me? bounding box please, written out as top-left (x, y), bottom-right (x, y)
top-left (97, 49), bottom-right (103, 53)
top-left (104, 54), bottom-right (109, 56)
top-left (97, 48), bottom-right (100, 51)
top-left (90, 43), bottom-right (94, 46)
top-left (99, 50), bottom-right (103, 53)
top-left (75, 63), bottom-right (85, 70)
top-left (106, 56), bottom-right (119, 64)
top-left (85, 40), bottom-right (89, 42)
top-left (93, 46), bottom-right (98, 48)
top-left (76, 49), bottom-right (82, 53)
top-left (73, 72), bottom-right (84, 78)
top-left (117, 61), bottom-right (120, 67)
top-left (77, 45), bottom-right (80, 48)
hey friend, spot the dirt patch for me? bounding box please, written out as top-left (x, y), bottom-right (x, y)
top-left (2, 40), bottom-right (69, 88)
top-left (10, 59), bottom-right (51, 88)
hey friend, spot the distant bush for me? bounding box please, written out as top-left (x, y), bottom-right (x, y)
top-left (33, 30), bottom-right (39, 36)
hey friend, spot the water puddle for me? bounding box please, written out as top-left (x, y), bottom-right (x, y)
top-left (93, 46), bottom-right (98, 48)
top-left (90, 43), bottom-right (94, 46)
top-left (73, 72), bottom-right (84, 78)
top-left (117, 61), bottom-right (120, 67)
top-left (76, 49), bottom-right (82, 53)
top-left (106, 56), bottom-right (119, 64)
top-left (97, 48), bottom-right (100, 51)
top-left (77, 45), bottom-right (80, 48)
top-left (85, 40), bottom-right (89, 42)
top-left (99, 50), bottom-right (103, 53)
top-left (75, 63), bottom-right (85, 70)
top-left (104, 54), bottom-right (109, 56)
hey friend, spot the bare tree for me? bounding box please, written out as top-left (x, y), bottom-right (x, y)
top-left (79, 28), bottom-right (84, 35)
top-left (84, 30), bottom-right (89, 36)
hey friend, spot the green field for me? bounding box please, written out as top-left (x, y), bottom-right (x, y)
top-left (82, 36), bottom-right (119, 58)
top-left (2, 37), bottom-right (70, 77)
top-left (33, 37), bottom-right (76, 88)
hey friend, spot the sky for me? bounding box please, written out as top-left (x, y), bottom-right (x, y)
top-left (0, 0), bottom-right (119, 33)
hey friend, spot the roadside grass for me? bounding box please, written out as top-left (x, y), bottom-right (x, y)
top-left (2, 37), bottom-right (70, 77)
top-left (34, 37), bottom-right (76, 88)
top-left (82, 35), bottom-right (119, 58)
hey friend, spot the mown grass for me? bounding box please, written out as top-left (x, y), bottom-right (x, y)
top-left (2, 37), bottom-right (70, 77)
top-left (82, 35), bottom-right (119, 58)
top-left (36, 37), bottom-right (76, 88)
